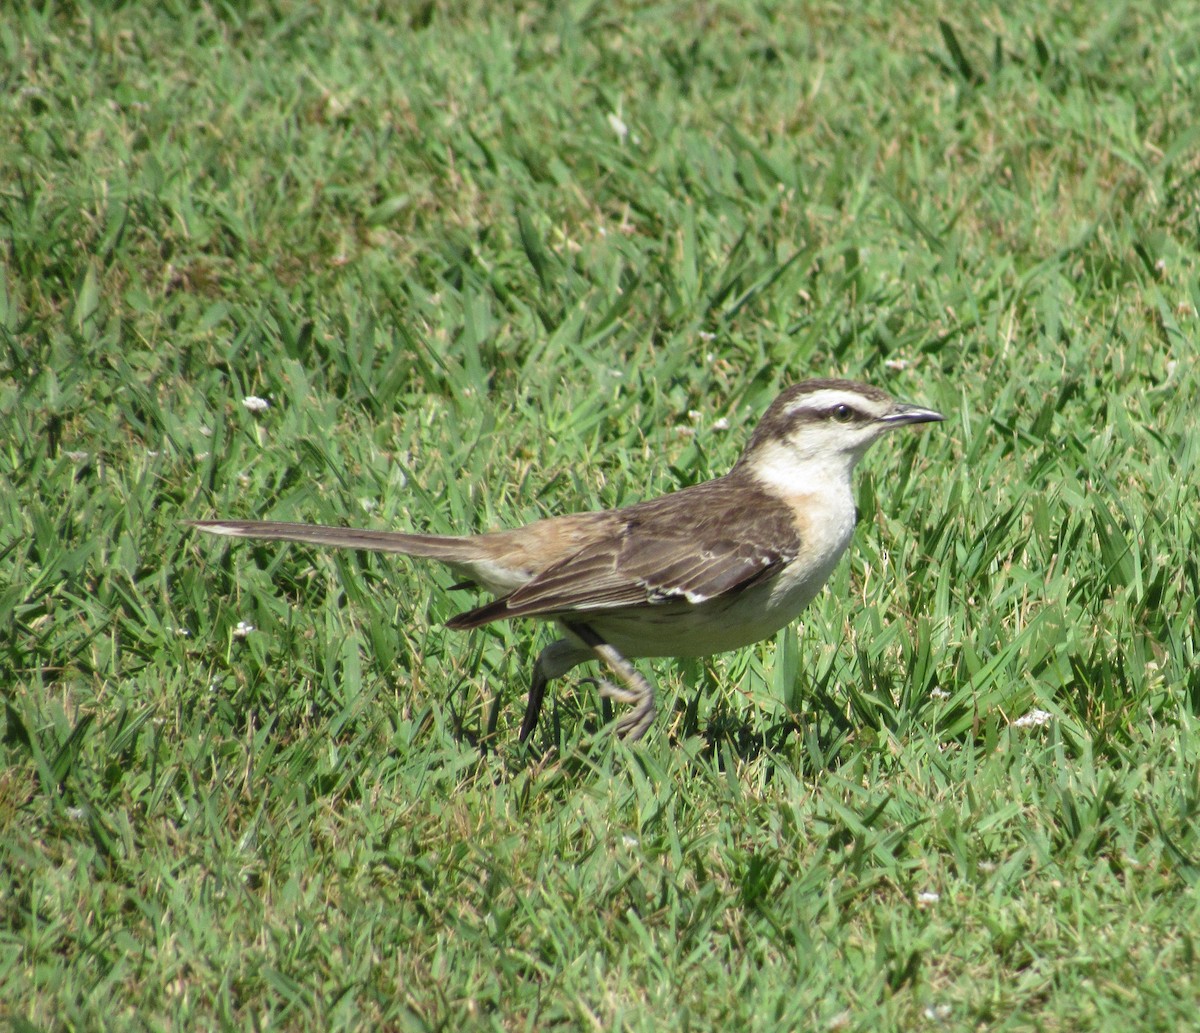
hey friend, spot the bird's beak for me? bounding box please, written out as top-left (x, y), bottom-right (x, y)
top-left (880, 402), bottom-right (944, 427)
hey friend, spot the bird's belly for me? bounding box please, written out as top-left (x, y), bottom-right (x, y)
top-left (573, 566), bottom-right (833, 659)
top-left (559, 500), bottom-right (855, 660)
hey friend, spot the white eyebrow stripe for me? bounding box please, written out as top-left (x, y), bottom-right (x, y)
top-left (782, 389), bottom-right (866, 417)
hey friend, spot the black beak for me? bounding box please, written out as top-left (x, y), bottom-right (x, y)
top-left (880, 402), bottom-right (944, 427)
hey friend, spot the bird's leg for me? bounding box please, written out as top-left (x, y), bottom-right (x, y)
top-left (520, 663), bottom-right (548, 743)
top-left (524, 637), bottom-right (592, 742)
top-left (568, 623), bottom-right (657, 742)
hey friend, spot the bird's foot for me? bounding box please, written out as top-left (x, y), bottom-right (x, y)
top-left (579, 674), bottom-right (657, 742)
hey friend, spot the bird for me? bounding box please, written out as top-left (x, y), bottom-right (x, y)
top-left (188, 378), bottom-right (943, 742)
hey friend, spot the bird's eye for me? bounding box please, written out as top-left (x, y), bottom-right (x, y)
top-left (830, 404), bottom-right (855, 423)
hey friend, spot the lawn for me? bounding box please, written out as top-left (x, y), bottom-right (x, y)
top-left (2, 1), bottom-right (1198, 1029)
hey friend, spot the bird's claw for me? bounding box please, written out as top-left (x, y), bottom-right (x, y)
top-left (580, 676), bottom-right (656, 741)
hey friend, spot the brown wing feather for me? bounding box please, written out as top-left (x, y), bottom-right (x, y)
top-left (445, 476), bottom-right (800, 630)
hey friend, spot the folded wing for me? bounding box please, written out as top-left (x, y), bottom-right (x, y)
top-left (446, 481), bottom-right (801, 629)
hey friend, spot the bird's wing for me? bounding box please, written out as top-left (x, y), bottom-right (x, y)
top-left (446, 482), bottom-right (801, 629)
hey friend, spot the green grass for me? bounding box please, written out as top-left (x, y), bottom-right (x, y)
top-left (3, 1), bottom-right (1199, 1028)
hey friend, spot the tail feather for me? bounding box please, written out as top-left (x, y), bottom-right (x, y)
top-left (185, 519), bottom-right (476, 561)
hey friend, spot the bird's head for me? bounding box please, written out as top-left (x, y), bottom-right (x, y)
top-left (735, 378), bottom-right (944, 487)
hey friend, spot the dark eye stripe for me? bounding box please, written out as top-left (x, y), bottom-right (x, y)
top-left (781, 405), bottom-right (852, 422)
top-left (779, 394), bottom-right (877, 427)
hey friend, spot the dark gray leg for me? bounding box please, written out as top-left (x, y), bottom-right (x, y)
top-left (520, 664), bottom-right (548, 742)
top-left (522, 637), bottom-right (591, 742)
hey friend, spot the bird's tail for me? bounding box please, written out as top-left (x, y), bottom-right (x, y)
top-left (186, 520), bottom-right (481, 562)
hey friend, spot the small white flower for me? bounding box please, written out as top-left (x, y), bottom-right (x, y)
top-left (711, 417), bottom-right (730, 431)
top-left (607, 111), bottom-right (629, 142)
top-left (242, 396), bottom-right (270, 413)
top-left (687, 409), bottom-right (703, 423)
top-left (1155, 258), bottom-right (1167, 274)
top-left (923, 1003), bottom-right (952, 1021)
top-left (930, 687), bottom-right (950, 701)
top-left (65, 450), bottom-right (90, 462)
top-left (1013, 709), bottom-right (1053, 729)
top-left (233, 621), bottom-right (256, 639)
top-left (917, 891), bottom-right (940, 906)
top-left (884, 358), bottom-right (911, 371)
top-left (622, 835), bottom-right (639, 848)
top-left (323, 91), bottom-right (349, 118)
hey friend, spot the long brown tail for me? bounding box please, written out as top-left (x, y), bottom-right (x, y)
top-left (185, 520), bottom-right (479, 561)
